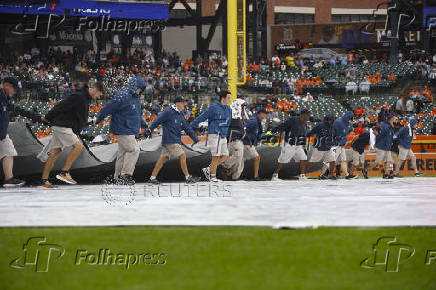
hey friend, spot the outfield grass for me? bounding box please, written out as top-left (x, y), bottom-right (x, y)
top-left (0, 226), bottom-right (435, 290)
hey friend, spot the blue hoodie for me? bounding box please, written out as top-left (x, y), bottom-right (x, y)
top-left (272, 116), bottom-right (308, 146)
top-left (375, 121), bottom-right (394, 151)
top-left (333, 111), bottom-right (354, 146)
top-left (307, 116), bottom-right (335, 151)
top-left (395, 119), bottom-right (417, 150)
top-left (0, 88), bottom-right (12, 140)
top-left (96, 76), bottom-right (146, 136)
top-left (190, 101), bottom-right (232, 138)
top-left (244, 115), bottom-right (263, 146)
top-left (148, 105), bottom-right (198, 145)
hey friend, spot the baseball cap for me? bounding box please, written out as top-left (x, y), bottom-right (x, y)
top-left (3, 77), bottom-right (20, 91)
top-left (300, 109), bottom-right (311, 115)
top-left (257, 108), bottom-right (267, 114)
top-left (174, 96), bottom-right (186, 103)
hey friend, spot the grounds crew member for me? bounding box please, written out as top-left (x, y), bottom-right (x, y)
top-left (0, 77), bottom-right (25, 187)
top-left (96, 76), bottom-right (146, 184)
top-left (40, 76), bottom-right (104, 188)
top-left (147, 96), bottom-right (200, 184)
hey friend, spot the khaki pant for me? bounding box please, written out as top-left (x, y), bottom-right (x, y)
top-left (114, 135), bottom-right (140, 177)
top-left (222, 140), bottom-right (244, 180)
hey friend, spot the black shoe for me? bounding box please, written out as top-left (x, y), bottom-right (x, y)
top-left (318, 174), bottom-right (327, 180)
top-left (148, 178), bottom-right (159, 185)
top-left (387, 174), bottom-right (394, 179)
top-left (186, 175), bottom-right (201, 184)
top-left (415, 172), bottom-right (424, 177)
top-left (362, 169), bottom-right (368, 179)
top-left (253, 177), bottom-right (262, 181)
top-left (118, 174), bottom-right (135, 185)
top-left (346, 174), bottom-right (358, 180)
top-left (3, 177), bottom-right (26, 187)
top-left (328, 175), bottom-right (337, 180)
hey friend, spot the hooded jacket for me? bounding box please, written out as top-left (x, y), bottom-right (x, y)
top-left (375, 121), bottom-right (394, 151)
top-left (272, 116), bottom-right (307, 146)
top-left (307, 115), bottom-right (335, 151)
top-left (333, 111), bottom-right (354, 146)
top-left (45, 86), bottom-right (90, 135)
top-left (190, 101), bottom-right (232, 138)
top-left (244, 114), bottom-right (263, 146)
top-left (0, 88), bottom-right (13, 140)
top-left (395, 119), bottom-right (417, 149)
top-left (148, 104), bottom-right (198, 145)
top-left (96, 76), bottom-right (146, 136)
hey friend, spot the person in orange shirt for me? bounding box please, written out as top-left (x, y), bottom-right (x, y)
top-left (376, 72), bottom-right (381, 83)
top-left (422, 86), bottom-right (433, 103)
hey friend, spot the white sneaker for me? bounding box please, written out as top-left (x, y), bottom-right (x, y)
top-left (210, 177), bottom-right (222, 182)
top-left (202, 167), bottom-right (211, 181)
top-left (299, 174), bottom-right (309, 181)
top-left (271, 175), bottom-right (283, 181)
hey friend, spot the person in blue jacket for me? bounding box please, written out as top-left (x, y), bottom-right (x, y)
top-left (243, 108), bottom-right (268, 180)
top-left (367, 115), bottom-right (396, 179)
top-left (96, 76), bottom-right (146, 183)
top-left (0, 77), bottom-right (25, 187)
top-left (394, 118), bottom-right (423, 177)
top-left (190, 90), bottom-right (232, 182)
top-left (307, 113), bottom-right (336, 179)
top-left (147, 97), bottom-right (199, 184)
top-left (271, 109), bottom-right (311, 181)
top-left (333, 111), bottom-right (357, 179)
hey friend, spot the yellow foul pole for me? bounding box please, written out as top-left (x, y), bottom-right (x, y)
top-left (227, 0), bottom-right (246, 102)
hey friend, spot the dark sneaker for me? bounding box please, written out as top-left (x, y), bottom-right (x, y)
top-left (328, 175), bottom-right (337, 180)
top-left (37, 179), bottom-right (56, 189)
top-left (56, 171), bottom-right (77, 185)
top-left (346, 174), bottom-right (358, 180)
top-left (118, 174), bottom-right (135, 186)
top-left (362, 169), bottom-right (368, 179)
top-left (3, 177), bottom-right (26, 187)
top-left (318, 174), bottom-right (327, 180)
top-left (186, 175), bottom-right (201, 184)
top-left (148, 178), bottom-right (159, 185)
top-left (415, 172), bottom-right (424, 177)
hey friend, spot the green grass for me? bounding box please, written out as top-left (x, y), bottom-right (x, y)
top-left (1, 226), bottom-right (435, 290)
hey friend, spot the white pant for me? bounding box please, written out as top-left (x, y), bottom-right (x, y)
top-left (278, 144), bottom-right (307, 163)
top-left (222, 140), bottom-right (244, 180)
